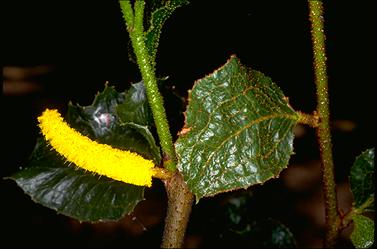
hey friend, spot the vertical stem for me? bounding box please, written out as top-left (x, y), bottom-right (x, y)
top-left (119, 2), bottom-right (194, 248)
top-left (308, 1), bottom-right (339, 247)
top-left (120, 0), bottom-right (177, 171)
top-left (162, 173), bottom-right (194, 248)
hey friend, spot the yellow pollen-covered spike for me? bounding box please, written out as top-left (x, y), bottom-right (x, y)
top-left (37, 109), bottom-right (155, 187)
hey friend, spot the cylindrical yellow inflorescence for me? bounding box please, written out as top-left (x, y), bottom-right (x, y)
top-left (38, 109), bottom-right (155, 187)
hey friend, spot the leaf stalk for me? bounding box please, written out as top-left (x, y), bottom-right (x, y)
top-left (296, 111), bottom-right (319, 127)
top-left (341, 195), bottom-right (374, 230)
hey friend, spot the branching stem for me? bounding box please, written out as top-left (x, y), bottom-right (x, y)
top-left (341, 196), bottom-right (374, 230)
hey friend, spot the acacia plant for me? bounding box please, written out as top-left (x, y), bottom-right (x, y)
top-left (7, 1), bottom-right (374, 248)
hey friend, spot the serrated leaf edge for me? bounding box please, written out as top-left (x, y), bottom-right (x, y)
top-left (175, 55), bottom-right (298, 201)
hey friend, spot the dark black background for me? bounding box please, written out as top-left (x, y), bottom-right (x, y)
top-left (2, 1), bottom-right (375, 248)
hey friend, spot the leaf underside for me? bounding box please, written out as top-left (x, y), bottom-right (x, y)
top-left (175, 55), bottom-right (298, 201)
top-left (144, 0), bottom-right (189, 63)
top-left (8, 84), bottom-right (160, 222)
top-left (127, 0), bottom-right (189, 64)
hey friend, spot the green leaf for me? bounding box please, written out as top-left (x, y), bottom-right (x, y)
top-left (203, 191), bottom-right (296, 248)
top-left (121, 122), bottom-right (161, 165)
top-left (66, 85), bottom-right (124, 138)
top-left (350, 148), bottom-right (375, 210)
top-left (126, 0), bottom-right (188, 65)
top-left (225, 194), bottom-right (250, 227)
top-left (69, 84), bottom-right (161, 164)
top-left (351, 214), bottom-right (374, 248)
top-left (175, 55), bottom-right (299, 200)
top-left (8, 139), bottom-right (144, 222)
top-left (116, 81), bottom-right (153, 126)
top-left (7, 84), bottom-right (161, 222)
top-left (144, 0), bottom-right (189, 64)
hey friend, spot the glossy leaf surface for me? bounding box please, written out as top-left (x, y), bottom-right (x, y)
top-left (176, 55), bottom-right (299, 200)
top-left (8, 84), bottom-right (160, 222)
top-left (9, 139), bottom-right (145, 222)
top-left (350, 148), bottom-right (375, 210)
top-left (351, 214), bottom-right (374, 248)
top-left (116, 81), bottom-right (153, 126)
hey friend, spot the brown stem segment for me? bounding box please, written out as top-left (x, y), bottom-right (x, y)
top-left (161, 172), bottom-right (194, 248)
top-left (308, 1), bottom-right (340, 247)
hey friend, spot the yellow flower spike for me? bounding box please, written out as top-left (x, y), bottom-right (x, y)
top-left (37, 109), bottom-right (155, 187)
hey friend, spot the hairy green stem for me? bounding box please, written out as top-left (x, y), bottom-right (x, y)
top-left (120, 0), bottom-right (177, 171)
top-left (119, 2), bottom-right (194, 248)
top-left (308, 1), bottom-right (340, 247)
